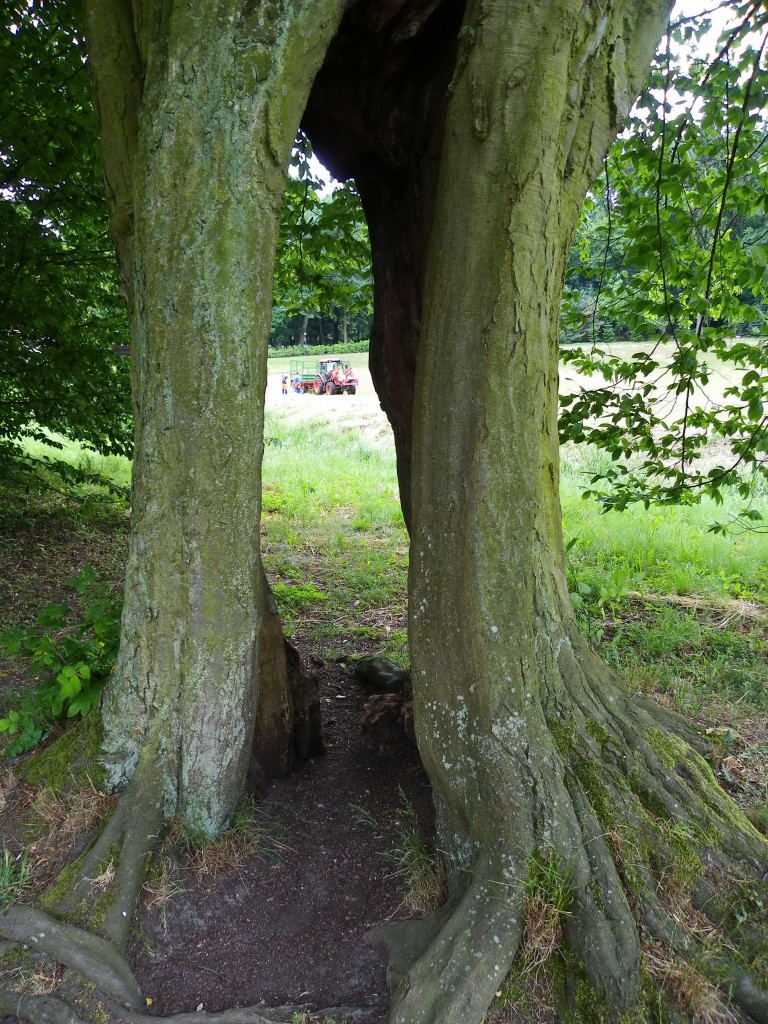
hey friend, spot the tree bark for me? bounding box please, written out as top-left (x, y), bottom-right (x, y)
top-left (85, 0), bottom-right (345, 837)
top-left (390, 2), bottom-right (768, 1022)
top-left (8, 5), bottom-right (767, 1024)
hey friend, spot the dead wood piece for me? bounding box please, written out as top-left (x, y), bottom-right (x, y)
top-left (361, 692), bottom-right (415, 753)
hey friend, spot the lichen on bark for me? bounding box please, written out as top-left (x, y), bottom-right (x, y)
top-left (376, 1), bottom-right (768, 1022)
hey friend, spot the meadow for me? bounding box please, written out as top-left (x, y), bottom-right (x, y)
top-left (2, 348), bottom-right (766, 832)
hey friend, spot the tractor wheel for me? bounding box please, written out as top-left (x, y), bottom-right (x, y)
top-left (326, 381), bottom-right (335, 395)
top-left (346, 385), bottom-right (356, 395)
top-left (314, 379), bottom-right (324, 395)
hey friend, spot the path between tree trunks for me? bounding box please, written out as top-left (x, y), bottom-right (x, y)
top-left (129, 650), bottom-right (433, 1021)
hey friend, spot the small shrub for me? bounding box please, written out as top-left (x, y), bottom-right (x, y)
top-left (0, 567), bottom-right (121, 756)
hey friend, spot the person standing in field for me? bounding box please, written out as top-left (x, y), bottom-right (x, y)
top-left (281, 372), bottom-right (288, 396)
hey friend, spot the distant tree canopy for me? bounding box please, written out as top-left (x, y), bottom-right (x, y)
top-left (560, 6), bottom-right (768, 525)
top-left (0, 0), bottom-right (131, 478)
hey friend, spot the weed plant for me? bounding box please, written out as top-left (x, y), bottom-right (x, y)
top-left (1, 842), bottom-right (30, 905)
top-left (518, 849), bottom-right (574, 979)
top-left (0, 566), bottom-right (122, 755)
top-left (384, 793), bottom-right (445, 917)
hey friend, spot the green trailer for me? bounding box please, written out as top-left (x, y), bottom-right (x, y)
top-left (289, 357), bottom-right (359, 395)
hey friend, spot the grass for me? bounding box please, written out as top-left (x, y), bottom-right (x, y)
top-left (518, 850), bottom-right (574, 978)
top-left (162, 800), bottom-right (292, 880)
top-left (4, 389), bottom-right (768, 842)
top-left (20, 434), bottom-right (132, 494)
top-left (383, 793), bottom-right (445, 917)
top-left (261, 413), bottom-right (407, 642)
top-left (8, 408), bottom-right (766, 832)
top-left (1, 841), bottom-right (31, 904)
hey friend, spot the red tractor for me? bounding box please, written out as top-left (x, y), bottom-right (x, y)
top-left (312, 358), bottom-right (358, 395)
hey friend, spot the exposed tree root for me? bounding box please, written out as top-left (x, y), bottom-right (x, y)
top-left (382, 857), bottom-right (525, 1024)
top-left (0, 906), bottom-right (142, 1008)
top-left (0, 985), bottom-right (374, 1024)
top-left (549, 670), bottom-right (768, 1023)
top-left (378, 638), bottom-right (768, 1024)
top-left (0, 989), bottom-right (88, 1024)
top-left (40, 749), bottom-right (165, 952)
top-left (111, 1002), bottom-right (375, 1023)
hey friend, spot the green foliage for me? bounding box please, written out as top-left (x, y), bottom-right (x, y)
top-left (0, 567), bottom-right (121, 756)
top-left (0, 842), bottom-right (30, 905)
top-left (384, 792), bottom-right (445, 916)
top-left (0, 2), bottom-right (132, 485)
top-left (560, 6), bottom-right (768, 528)
top-left (272, 134), bottom-right (373, 347)
top-left (268, 339), bottom-right (370, 358)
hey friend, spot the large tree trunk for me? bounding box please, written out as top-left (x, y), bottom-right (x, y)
top-left (85, 0), bottom-right (343, 839)
top-left (389, 2), bottom-right (768, 1023)
top-left (10, 0), bottom-right (346, 961)
top-left (303, 4), bottom-right (768, 1020)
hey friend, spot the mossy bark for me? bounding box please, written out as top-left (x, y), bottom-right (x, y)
top-left (391, 2), bottom-right (768, 1023)
top-left (0, 3), bottom-right (345, 1015)
top-left (83, 0), bottom-right (345, 836)
top-left (8, 5), bottom-right (768, 1024)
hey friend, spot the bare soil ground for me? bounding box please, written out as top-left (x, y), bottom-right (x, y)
top-left (127, 650), bottom-right (433, 1021)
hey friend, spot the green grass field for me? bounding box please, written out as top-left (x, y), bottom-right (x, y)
top-left (5, 373), bottom-right (766, 831)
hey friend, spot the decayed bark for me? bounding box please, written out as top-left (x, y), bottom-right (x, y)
top-left (249, 574), bottom-right (325, 788)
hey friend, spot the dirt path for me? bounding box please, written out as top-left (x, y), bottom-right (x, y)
top-left (0, 637), bottom-right (433, 1023)
top-left (129, 651), bottom-right (432, 1021)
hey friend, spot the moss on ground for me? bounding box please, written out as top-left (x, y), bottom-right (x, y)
top-left (20, 713), bottom-right (105, 794)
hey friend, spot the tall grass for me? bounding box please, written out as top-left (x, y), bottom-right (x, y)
top-left (261, 413), bottom-right (407, 643)
top-left (21, 434), bottom-right (132, 493)
top-left (561, 445), bottom-right (768, 602)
